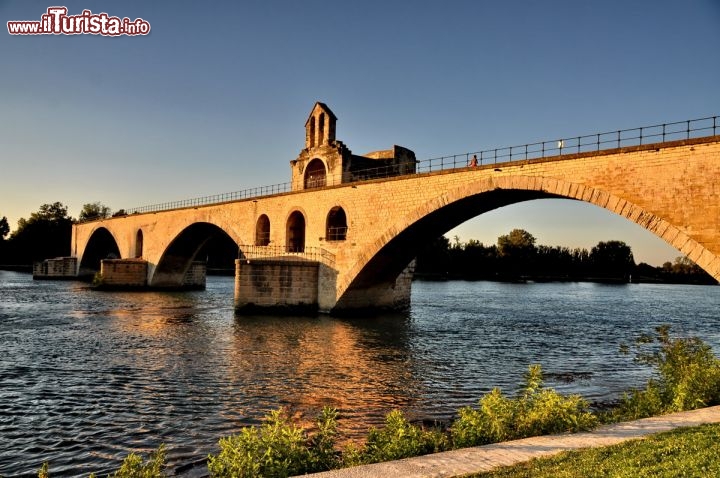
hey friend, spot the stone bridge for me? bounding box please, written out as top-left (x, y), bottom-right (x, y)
top-left (68, 104), bottom-right (720, 314)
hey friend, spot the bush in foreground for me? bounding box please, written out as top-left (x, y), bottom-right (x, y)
top-left (343, 410), bottom-right (449, 466)
top-left (35, 445), bottom-right (167, 478)
top-left (207, 407), bottom-right (339, 477)
top-left (451, 365), bottom-right (597, 448)
top-left (106, 444), bottom-right (167, 478)
top-left (611, 325), bottom-right (720, 421)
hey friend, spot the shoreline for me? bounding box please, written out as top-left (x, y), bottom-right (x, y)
top-left (2, 267), bottom-right (715, 287)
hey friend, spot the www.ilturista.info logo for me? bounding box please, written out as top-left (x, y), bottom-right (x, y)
top-left (7, 7), bottom-right (151, 36)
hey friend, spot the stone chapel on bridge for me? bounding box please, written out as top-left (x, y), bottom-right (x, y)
top-left (289, 102), bottom-right (417, 191)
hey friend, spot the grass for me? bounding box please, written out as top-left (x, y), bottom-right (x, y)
top-left (467, 423), bottom-right (720, 478)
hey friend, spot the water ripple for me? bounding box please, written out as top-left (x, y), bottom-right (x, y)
top-left (0, 272), bottom-right (719, 475)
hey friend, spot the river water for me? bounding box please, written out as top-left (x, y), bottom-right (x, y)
top-left (1, 270), bottom-right (719, 476)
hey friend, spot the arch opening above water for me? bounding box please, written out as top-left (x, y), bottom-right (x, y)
top-left (335, 174), bottom-right (720, 312)
top-left (340, 189), bottom-right (556, 296)
top-left (151, 222), bottom-right (238, 287)
top-left (79, 227), bottom-right (121, 275)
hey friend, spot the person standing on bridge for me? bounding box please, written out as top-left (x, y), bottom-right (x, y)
top-left (469, 154), bottom-right (478, 167)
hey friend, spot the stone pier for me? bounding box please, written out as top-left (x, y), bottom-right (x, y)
top-left (33, 256), bottom-right (78, 280)
top-left (234, 258), bottom-right (320, 314)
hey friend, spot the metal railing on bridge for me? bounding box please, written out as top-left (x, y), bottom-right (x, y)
top-left (98, 115), bottom-right (718, 219)
top-left (238, 245), bottom-right (336, 267)
top-left (122, 183), bottom-right (292, 215)
top-left (416, 115), bottom-right (718, 172)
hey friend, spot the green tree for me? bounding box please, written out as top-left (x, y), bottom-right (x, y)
top-left (589, 240), bottom-right (635, 280)
top-left (655, 256), bottom-right (716, 284)
top-left (79, 202), bottom-right (112, 221)
top-left (497, 229), bottom-right (537, 256)
top-left (29, 202), bottom-right (70, 223)
top-left (0, 216), bottom-right (8, 264)
top-left (0, 216), bottom-right (9, 240)
top-left (535, 245), bottom-right (577, 279)
top-left (497, 229), bottom-right (537, 278)
top-left (7, 202), bottom-right (73, 264)
top-left (669, 256), bottom-right (701, 275)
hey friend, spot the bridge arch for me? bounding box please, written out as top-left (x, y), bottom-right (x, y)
top-left (78, 226), bottom-right (121, 276)
top-left (335, 175), bottom-right (718, 310)
top-left (150, 222), bottom-right (237, 287)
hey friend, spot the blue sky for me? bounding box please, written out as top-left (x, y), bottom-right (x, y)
top-left (2, 1), bottom-right (719, 265)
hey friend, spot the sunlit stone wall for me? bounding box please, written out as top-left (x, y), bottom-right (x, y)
top-left (235, 259), bottom-right (319, 313)
top-left (99, 259), bottom-right (147, 287)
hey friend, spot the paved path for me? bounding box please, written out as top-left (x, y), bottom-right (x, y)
top-left (302, 405), bottom-right (720, 478)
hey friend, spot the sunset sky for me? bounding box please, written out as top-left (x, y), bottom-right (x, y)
top-left (2, 1), bottom-right (719, 265)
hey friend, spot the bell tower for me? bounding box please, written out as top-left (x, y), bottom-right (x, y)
top-left (305, 102), bottom-right (337, 149)
top-left (291, 102), bottom-right (348, 191)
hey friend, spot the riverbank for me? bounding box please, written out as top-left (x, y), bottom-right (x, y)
top-left (302, 405), bottom-right (720, 478)
top-left (4, 265), bottom-right (715, 286)
top-left (413, 272), bottom-right (718, 285)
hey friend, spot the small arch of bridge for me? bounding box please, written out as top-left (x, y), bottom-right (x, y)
top-left (151, 222), bottom-right (238, 287)
top-left (78, 226), bottom-right (121, 276)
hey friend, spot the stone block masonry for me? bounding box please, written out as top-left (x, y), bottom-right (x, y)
top-left (98, 259), bottom-right (148, 288)
top-left (235, 258), bottom-right (319, 314)
top-left (33, 256), bottom-right (77, 279)
top-left (183, 261), bottom-right (207, 290)
top-left (95, 259), bottom-right (206, 290)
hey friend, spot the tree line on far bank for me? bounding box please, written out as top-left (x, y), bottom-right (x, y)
top-left (0, 204), bottom-right (716, 285)
top-left (415, 228), bottom-right (717, 285)
top-left (0, 202), bottom-right (110, 265)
